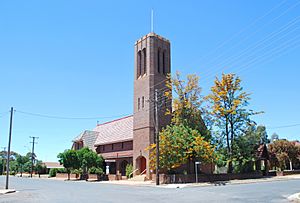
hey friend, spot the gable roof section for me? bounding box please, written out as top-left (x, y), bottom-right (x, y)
top-left (94, 115), bottom-right (133, 146)
top-left (73, 130), bottom-right (99, 151)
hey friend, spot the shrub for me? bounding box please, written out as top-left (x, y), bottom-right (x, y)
top-left (89, 167), bottom-right (103, 175)
top-left (49, 168), bottom-right (57, 177)
top-left (125, 164), bottom-right (133, 178)
top-left (72, 169), bottom-right (82, 175)
top-left (57, 168), bottom-right (66, 173)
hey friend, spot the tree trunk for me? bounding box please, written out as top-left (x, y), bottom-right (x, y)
top-left (225, 117), bottom-right (233, 173)
top-left (68, 172), bottom-right (70, 180)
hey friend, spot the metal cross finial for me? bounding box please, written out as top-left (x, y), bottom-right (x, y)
top-left (151, 9), bottom-right (154, 33)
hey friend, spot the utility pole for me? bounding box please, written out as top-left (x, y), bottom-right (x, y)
top-left (6, 107), bottom-right (14, 189)
top-left (29, 136), bottom-right (38, 178)
top-left (2, 147), bottom-right (6, 175)
top-left (154, 89), bottom-right (160, 186)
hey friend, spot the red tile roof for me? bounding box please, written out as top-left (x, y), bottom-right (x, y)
top-left (42, 162), bottom-right (64, 169)
top-left (94, 115), bottom-right (133, 146)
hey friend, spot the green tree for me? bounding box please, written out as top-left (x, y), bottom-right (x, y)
top-left (232, 125), bottom-right (266, 173)
top-left (77, 147), bottom-right (104, 180)
top-left (206, 73), bottom-right (261, 173)
top-left (271, 133), bottom-right (279, 143)
top-left (16, 155), bottom-right (29, 177)
top-left (57, 149), bottom-right (80, 180)
top-left (35, 160), bottom-right (45, 177)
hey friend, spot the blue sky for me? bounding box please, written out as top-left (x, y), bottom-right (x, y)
top-left (0, 0), bottom-right (299, 161)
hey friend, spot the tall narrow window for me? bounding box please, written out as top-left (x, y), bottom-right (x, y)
top-left (163, 51), bottom-right (166, 75)
top-left (157, 49), bottom-right (160, 73)
top-left (138, 98), bottom-right (140, 110)
top-left (137, 51), bottom-right (141, 78)
top-left (142, 96), bottom-right (145, 108)
top-left (143, 48), bottom-right (147, 75)
top-left (121, 142), bottom-right (124, 149)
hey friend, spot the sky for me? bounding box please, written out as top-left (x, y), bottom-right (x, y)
top-left (0, 0), bottom-right (299, 162)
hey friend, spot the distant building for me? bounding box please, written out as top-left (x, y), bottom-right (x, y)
top-left (73, 32), bottom-right (171, 178)
top-left (42, 162), bottom-right (64, 174)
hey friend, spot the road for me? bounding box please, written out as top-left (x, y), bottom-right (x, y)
top-left (0, 176), bottom-right (299, 202)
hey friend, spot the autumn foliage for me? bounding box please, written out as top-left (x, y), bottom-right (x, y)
top-left (146, 124), bottom-right (215, 171)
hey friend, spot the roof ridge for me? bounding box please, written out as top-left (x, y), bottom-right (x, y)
top-left (96, 115), bottom-right (133, 126)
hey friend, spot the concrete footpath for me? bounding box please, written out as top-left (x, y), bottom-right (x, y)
top-left (98, 174), bottom-right (300, 188)
top-left (0, 189), bottom-right (16, 195)
top-left (288, 193), bottom-right (300, 202)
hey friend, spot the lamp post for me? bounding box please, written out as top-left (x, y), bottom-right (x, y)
top-left (195, 161), bottom-right (201, 183)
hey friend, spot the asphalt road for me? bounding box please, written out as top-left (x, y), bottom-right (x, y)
top-left (0, 176), bottom-right (299, 203)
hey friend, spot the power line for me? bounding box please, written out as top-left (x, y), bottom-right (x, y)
top-left (201, 15), bottom-right (300, 84)
top-left (196, 0), bottom-right (288, 66)
top-left (268, 123), bottom-right (300, 129)
top-left (15, 110), bottom-right (131, 120)
top-left (200, 0), bottom-right (300, 73)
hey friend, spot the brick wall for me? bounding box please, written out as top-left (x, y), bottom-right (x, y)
top-left (96, 141), bottom-right (133, 154)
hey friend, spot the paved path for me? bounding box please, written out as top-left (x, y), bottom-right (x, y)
top-left (0, 176), bottom-right (300, 202)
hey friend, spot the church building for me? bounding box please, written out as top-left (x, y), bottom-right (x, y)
top-left (72, 32), bottom-right (171, 179)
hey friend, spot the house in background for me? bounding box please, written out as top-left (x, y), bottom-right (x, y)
top-left (42, 162), bottom-right (64, 174)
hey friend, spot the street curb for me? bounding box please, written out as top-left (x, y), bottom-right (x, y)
top-left (0, 189), bottom-right (16, 195)
top-left (288, 193), bottom-right (300, 202)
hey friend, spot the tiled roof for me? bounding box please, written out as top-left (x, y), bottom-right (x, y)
top-left (73, 130), bottom-right (99, 151)
top-left (42, 162), bottom-right (64, 169)
top-left (94, 115), bottom-right (133, 146)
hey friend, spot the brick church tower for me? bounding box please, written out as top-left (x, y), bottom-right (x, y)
top-left (133, 32), bottom-right (171, 177)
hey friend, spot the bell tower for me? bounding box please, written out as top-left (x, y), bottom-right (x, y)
top-left (133, 32), bottom-right (171, 177)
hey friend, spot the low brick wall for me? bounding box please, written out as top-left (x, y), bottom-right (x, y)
top-left (276, 170), bottom-right (300, 176)
top-left (154, 172), bottom-right (264, 184)
top-left (107, 174), bottom-right (124, 181)
top-left (56, 173), bottom-right (78, 179)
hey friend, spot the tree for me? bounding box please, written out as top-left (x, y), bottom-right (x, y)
top-left (271, 133), bottom-right (279, 143)
top-left (256, 125), bottom-right (269, 144)
top-left (232, 125), bottom-right (267, 173)
top-left (16, 155), bottom-right (29, 177)
top-left (35, 160), bottom-right (46, 178)
top-left (165, 72), bottom-right (209, 139)
top-left (76, 147), bottom-right (104, 180)
top-left (147, 124), bottom-right (215, 173)
top-left (206, 73), bottom-right (261, 173)
top-left (269, 139), bottom-right (300, 171)
top-left (57, 149), bottom-right (80, 180)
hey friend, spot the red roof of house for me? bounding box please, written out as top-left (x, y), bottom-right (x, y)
top-left (94, 115), bottom-right (133, 146)
top-left (42, 162), bottom-right (64, 169)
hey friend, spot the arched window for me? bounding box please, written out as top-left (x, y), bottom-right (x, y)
top-left (157, 48), bottom-right (161, 73)
top-left (143, 48), bottom-right (147, 75)
top-left (137, 51), bottom-right (141, 78)
top-left (163, 50), bottom-right (166, 75)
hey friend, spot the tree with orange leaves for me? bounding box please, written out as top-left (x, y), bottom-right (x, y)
top-left (206, 73), bottom-right (261, 173)
top-left (146, 124), bottom-right (215, 172)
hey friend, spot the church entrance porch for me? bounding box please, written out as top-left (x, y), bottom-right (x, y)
top-left (104, 158), bottom-right (132, 180)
